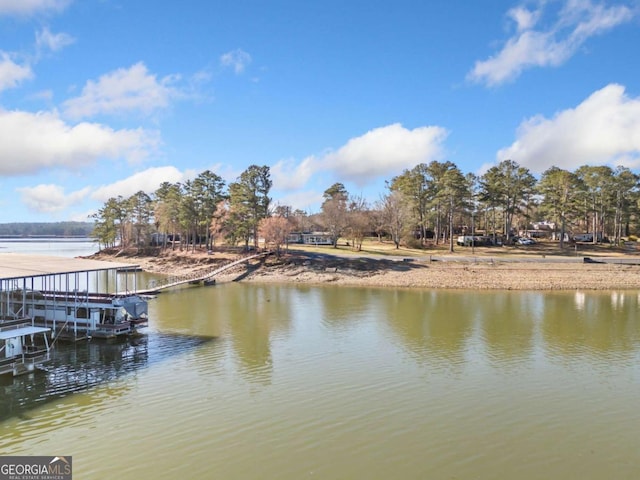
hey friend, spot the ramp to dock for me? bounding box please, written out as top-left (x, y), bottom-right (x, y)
top-left (134, 251), bottom-right (271, 295)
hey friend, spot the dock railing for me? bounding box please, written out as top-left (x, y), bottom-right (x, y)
top-left (139, 251), bottom-right (271, 294)
top-left (0, 317), bottom-right (33, 332)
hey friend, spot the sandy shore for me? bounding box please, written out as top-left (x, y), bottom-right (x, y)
top-left (243, 257), bottom-right (640, 290)
top-left (89, 248), bottom-right (640, 291)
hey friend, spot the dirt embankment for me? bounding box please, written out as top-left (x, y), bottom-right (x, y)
top-left (87, 247), bottom-right (640, 291)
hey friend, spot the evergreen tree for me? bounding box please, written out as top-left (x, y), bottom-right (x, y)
top-left (538, 167), bottom-right (581, 248)
top-left (129, 190), bottom-right (153, 250)
top-left (192, 170), bottom-right (227, 249)
top-left (227, 165), bottom-right (272, 249)
top-left (575, 165), bottom-right (614, 243)
top-left (154, 182), bottom-right (182, 249)
top-left (479, 159), bottom-right (536, 239)
top-left (389, 164), bottom-right (430, 245)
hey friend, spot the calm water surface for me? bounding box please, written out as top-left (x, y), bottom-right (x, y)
top-left (1, 281), bottom-right (639, 479)
top-left (0, 238), bottom-right (98, 257)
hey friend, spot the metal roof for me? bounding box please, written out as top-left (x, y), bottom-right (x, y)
top-left (0, 253), bottom-right (140, 280)
top-left (0, 326), bottom-right (50, 340)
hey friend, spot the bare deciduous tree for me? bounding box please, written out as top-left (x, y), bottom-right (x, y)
top-left (259, 216), bottom-right (293, 256)
top-left (379, 190), bottom-right (410, 249)
top-left (346, 194), bottom-right (370, 251)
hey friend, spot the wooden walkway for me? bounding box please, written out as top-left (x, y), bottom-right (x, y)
top-left (130, 251), bottom-right (271, 295)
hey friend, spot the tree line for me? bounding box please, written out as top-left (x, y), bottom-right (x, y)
top-left (91, 160), bottom-right (640, 253)
top-left (0, 222), bottom-right (93, 237)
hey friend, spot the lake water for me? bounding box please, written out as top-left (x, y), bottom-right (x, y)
top-left (1, 245), bottom-right (640, 478)
top-left (0, 238), bottom-right (98, 257)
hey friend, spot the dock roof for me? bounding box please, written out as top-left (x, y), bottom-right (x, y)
top-left (0, 253), bottom-right (140, 280)
top-left (0, 326), bottom-right (50, 340)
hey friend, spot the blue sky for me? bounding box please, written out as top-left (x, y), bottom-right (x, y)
top-left (1, 0), bottom-right (639, 222)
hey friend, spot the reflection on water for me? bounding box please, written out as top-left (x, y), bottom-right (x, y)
top-left (385, 290), bottom-right (475, 368)
top-left (541, 292), bottom-right (640, 361)
top-left (2, 284), bottom-right (640, 479)
top-left (0, 333), bottom-right (214, 422)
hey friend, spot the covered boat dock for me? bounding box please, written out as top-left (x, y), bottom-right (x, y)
top-left (0, 253), bottom-right (148, 341)
top-left (0, 319), bottom-right (51, 376)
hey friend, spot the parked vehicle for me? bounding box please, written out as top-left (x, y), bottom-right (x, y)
top-left (456, 235), bottom-right (487, 246)
top-left (517, 237), bottom-right (536, 245)
top-left (457, 235), bottom-right (502, 247)
top-left (572, 232), bottom-right (603, 242)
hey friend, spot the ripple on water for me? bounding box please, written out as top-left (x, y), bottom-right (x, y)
top-left (0, 332), bottom-right (215, 425)
top-left (4, 286), bottom-right (640, 479)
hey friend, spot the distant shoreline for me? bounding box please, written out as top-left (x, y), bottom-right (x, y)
top-left (0, 236), bottom-right (95, 241)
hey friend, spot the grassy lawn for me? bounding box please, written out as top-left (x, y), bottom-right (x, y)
top-left (285, 237), bottom-right (638, 259)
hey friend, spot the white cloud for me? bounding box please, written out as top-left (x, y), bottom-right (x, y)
top-left (497, 84), bottom-right (640, 172)
top-left (469, 0), bottom-right (634, 86)
top-left (273, 190), bottom-right (324, 213)
top-left (18, 166), bottom-right (192, 216)
top-left (27, 89), bottom-right (53, 101)
top-left (63, 62), bottom-right (181, 119)
top-left (324, 124), bottom-right (449, 185)
top-left (91, 166), bottom-right (188, 202)
top-left (220, 48), bottom-right (252, 74)
top-left (36, 27), bottom-right (75, 53)
top-left (0, 109), bottom-right (160, 175)
top-left (271, 124), bottom-right (449, 191)
top-left (17, 184), bottom-right (91, 213)
top-left (271, 156), bottom-right (319, 191)
top-left (69, 209), bottom-right (97, 222)
top-left (508, 6), bottom-right (541, 32)
top-left (0, 52), bottom-right (33, 92)
top-left (0, 0), bottom-right (71, 16)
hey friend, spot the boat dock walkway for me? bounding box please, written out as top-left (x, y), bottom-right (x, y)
top-left (132, 251), bottom-right (271, 295)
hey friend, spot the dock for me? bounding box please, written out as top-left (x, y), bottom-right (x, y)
top-left (0, 316), bottom-right (50, 376)
top-left (134, 251), bottom-right (271, 295)
top-left (0, 253), bottom-right (149, 345)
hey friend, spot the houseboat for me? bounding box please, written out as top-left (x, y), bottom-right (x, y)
top-left (25, 290), bottom-right (148, 339)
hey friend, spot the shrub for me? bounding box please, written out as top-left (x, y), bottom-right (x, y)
top-left (402, 235), bottom-right (423, 249)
